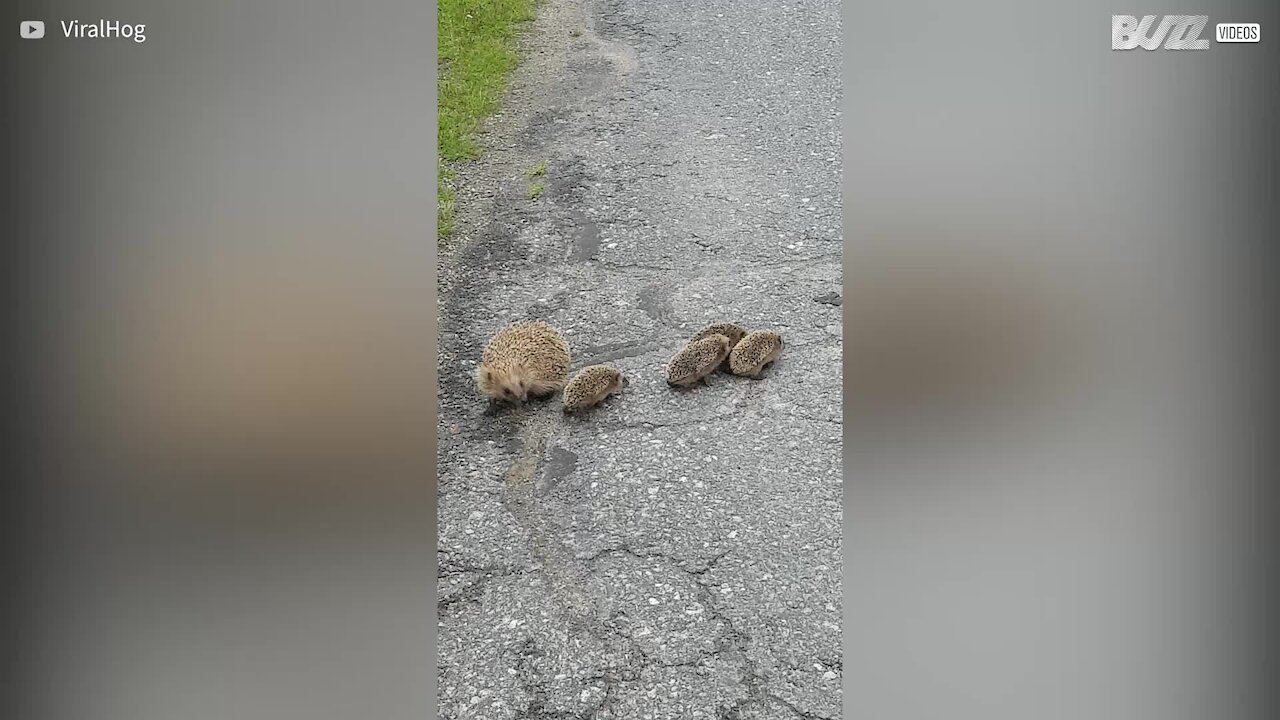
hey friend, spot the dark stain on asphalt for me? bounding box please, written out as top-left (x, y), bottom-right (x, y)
top-left (539, 445), bottom-right (580, 496)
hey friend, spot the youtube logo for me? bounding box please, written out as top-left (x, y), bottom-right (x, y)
top-left (20, 20), bottom-right (45, 39)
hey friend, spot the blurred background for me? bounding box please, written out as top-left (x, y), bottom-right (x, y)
top-left (7, 1), bottom-right (435, 719)
top-left (844, 2), bottom-right (1275, 719)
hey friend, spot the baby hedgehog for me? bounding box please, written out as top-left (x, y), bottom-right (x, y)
top-left (476, 319), bottom-right (571, 404)
top-left (729, 330), bottom-right (784, 378)
top-left (666, 334), bottom-right (733, 387)
top-left (691, 321), bottom-right (748, 371)
top-left (562, 365), bottom-right (627, 413)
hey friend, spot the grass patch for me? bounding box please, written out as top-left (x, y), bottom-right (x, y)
top-left (438, 166), bottom-right (457, 237)
top-left (438, 0), bottom-right (540, 237)
top-left (525, 161), bottom-right (547, 200)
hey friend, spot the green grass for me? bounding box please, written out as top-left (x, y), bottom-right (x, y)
top-left (525, 161), bottom-right (546, 199)
top-left (438, 0), bottom-right (540, 237)
top-left (438, 166), bottom-right (457, 237)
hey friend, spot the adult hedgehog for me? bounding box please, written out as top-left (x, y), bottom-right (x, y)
top-left (476, 320), bottom-right (571, 404)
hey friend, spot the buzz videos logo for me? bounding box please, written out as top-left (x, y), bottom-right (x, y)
top-left (1112, 15), bottom-right (1210, 50)
top-left (1112, 15), bottom-right (1261, 49)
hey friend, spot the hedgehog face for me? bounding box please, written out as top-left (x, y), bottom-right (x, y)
top-left (478, 364), bottom-right (531, 403)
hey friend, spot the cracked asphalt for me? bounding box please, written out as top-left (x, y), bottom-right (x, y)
top-left (438, 0), bottom-right (841, 717)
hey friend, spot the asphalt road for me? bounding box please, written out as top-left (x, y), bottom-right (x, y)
top-left (438, 0), bottom-right (842, 717)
